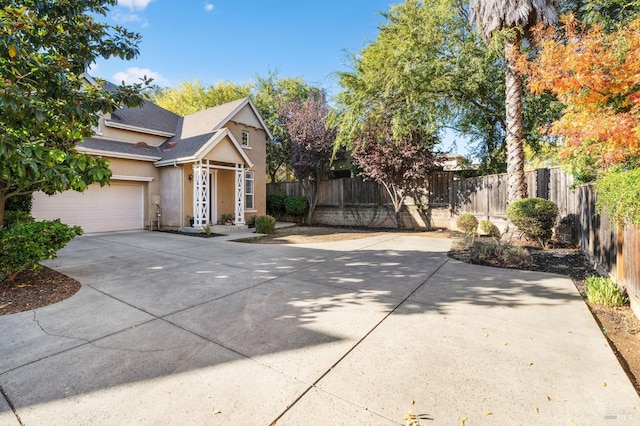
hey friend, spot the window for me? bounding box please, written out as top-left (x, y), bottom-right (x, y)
top-left (241, 131), bottom-right (249, 147)
top-left (245, 171), bottom-right (254, 210)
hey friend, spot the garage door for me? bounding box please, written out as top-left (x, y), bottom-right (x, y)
top-left (32, 182), bottom-right (144, 233)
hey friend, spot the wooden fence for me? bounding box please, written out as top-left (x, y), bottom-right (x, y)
top-left (267, 167), bottom-right (639, 310)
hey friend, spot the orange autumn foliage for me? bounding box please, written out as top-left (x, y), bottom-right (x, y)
top-left (520, 14), bottom-right (640, 168)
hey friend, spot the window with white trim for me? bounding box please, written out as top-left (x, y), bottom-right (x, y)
top-left (241, 131), bottom-right (250, 147)
top-left (245, 171), bottom-right (254, 210)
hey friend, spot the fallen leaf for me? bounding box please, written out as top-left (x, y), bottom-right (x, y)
top-left (213, 410), bottom-right (221, 415)
top-left (529, 362), bottom-right (534, 366)
top-left (535, 406), bottom-right (540, 413)
top-left (603, 382), bottom-right (607, 387)
top-left (484, 412), bottom-right (493, 416)
top-left (460, 417), bottom-right (467, 426)
top-left (547, 396), bottom-right (552, 401)
top-left (504, 342), bottom-right (509, 346)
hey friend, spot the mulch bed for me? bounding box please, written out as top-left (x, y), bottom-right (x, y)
top-left (0, 266), bottom-right (81, 315)
top-left (152, 229), bottom-right (223, 238)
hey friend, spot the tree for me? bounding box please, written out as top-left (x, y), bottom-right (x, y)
top-left (0, 0), bottom-right (149, 226)
top-left (522, 15), bottom-right (640, 179)
top-left (252, 72), bottom-right (314, 182)
top-left (279, 89), bottom-right (335, 224)
top-left (469, 0), bottom-right (557, 203)
top-left (560, 0), bottom-right (640, 31)
top-left (352, 113), bottom-right (439, 229)
top-left (334, 0), bottom-right (455, 151)
top-left (151, 79), bottom-right (252, 116)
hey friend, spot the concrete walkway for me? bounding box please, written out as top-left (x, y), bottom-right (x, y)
top-left (0, 230), bottom-right (637, 425)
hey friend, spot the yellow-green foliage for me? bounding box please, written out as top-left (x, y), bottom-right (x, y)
top-left (255, 215), bottom-right (276, 234)
top-left (456, 214), bottom-right (478, 235)
top-left (585, 276), bottom-right (628, 307)
top-left (596, 168), bottom-right (640, 225)
top-left (480, 220), bottom-right (500, 238)
top-left (507, 198), bottom-right (558, 247)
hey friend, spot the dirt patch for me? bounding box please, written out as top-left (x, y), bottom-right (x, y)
top-left (0, 266), bottom-right (81, 315)
top-left (239, 225), bottom-right (453, 244)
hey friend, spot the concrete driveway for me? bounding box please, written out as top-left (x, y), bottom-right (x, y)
top-left (0, 230), bottom-right (637, 425)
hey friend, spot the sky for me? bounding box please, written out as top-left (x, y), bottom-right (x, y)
top-left (92, 0), bottom-right (466, 154)
top-left (92, 0), bottom-right (393, 96)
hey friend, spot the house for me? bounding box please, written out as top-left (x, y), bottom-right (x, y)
top-left (32, 80), bottom-right (271, 233)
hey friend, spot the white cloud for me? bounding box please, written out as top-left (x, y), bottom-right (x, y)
top-left (113, 67), bottom-right (169, 86)
top-left (204, 3), bottom-right (214, 12)
top-left (112, 11), bottom-right (142, 24)
top-left (117, 0), bottom-right (153, 11)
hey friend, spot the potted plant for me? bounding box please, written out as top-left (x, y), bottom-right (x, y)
top-left (220, 213), bottom-right (234, 225)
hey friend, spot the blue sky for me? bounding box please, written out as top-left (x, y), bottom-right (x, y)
top-left (92, 0), bottom-right (466, 154)
top-left (92, 0), bottom-right (393, 96)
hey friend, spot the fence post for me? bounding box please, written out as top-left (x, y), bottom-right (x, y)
top-left (485, 177), bottom-right (490, 220)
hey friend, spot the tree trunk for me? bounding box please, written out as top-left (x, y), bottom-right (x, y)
top-left (504, 36), bottom-right (528, 205)
top-left (0, 194), bottom-right (6, 227)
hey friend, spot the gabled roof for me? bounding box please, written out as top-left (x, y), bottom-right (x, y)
top-left (155, 128), bottom-right (253, 167)
top-left (177, 97), bottom-right (273, 141)
top-left (82, 77), bottom-right (272, 166)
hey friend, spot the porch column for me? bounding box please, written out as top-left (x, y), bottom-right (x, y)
top-left (193, 162), bottom-right (210, 227)
top-left (234, 163), bottom-right (245, 225)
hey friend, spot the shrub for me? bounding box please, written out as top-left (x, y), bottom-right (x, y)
top-left (267, 192), bottom-right (288, 216)
top-left (201, 223), bottom-right (213, 235)
top-left (285, 196), bottom-right (308, 217)
top-left (6, 193), bottom-right (33, 213)
top-left (4, 211), bottom-right (34, 228)
top-left (596, 168), bottom-right (640, 225)
top-left (0, 220), bottom-right (83, 281)
top-left (507, 198), bottom-right (559, 247)
top-left (255, 215), bottom-right (276, 234)
top-left (480, 220), bottom-right (501, 238)
top-left (469, 240), bottom-right (532, 269)
top-left (585, 276), bottom-right (628, 307)
top-left (456, 214), bottom-right (478, 235)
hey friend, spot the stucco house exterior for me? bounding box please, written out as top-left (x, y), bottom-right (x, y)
top-left (32, 81), bottom-right (271, 233)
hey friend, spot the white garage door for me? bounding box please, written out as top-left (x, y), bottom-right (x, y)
top-left (32, 182), bottom-right (144, 233)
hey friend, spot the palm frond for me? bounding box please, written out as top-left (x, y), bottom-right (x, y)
top-left (470, 0), bottom-right (558, 42)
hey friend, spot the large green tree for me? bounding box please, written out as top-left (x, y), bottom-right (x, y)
top-left (0, 0), bottom-right (149, 226)
top-left (335, 0), bottom-right (454, 151)
top-left (334, 0), bottom-right (561, 177)
top-left (469, 0), bottom-right (557, 203)
top-left (151, 79), bottom-right (252, 116)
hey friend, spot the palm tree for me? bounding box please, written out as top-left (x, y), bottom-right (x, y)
top-left (470, 0), bottom-right (557, 203)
